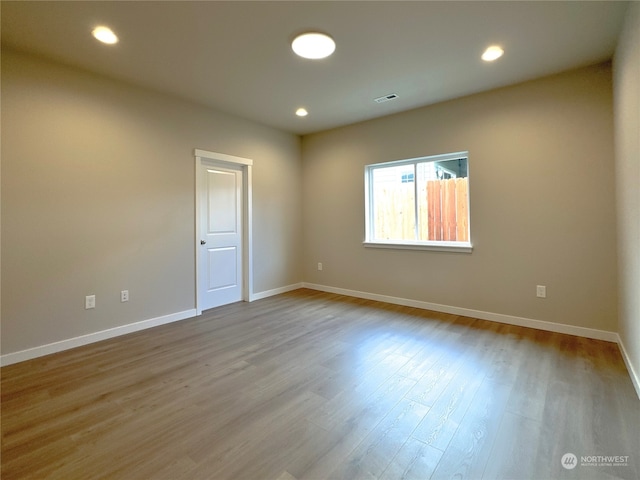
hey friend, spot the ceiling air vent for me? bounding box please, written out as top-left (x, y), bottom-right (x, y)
top-left (374, 93), bottom-right (399, 104)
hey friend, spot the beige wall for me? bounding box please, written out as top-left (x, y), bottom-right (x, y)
top-left (1, 50), bottom-right (302, 355)
top-left (614, 2), bottom-right (640, 390)
top-left (302, 63), bottom-right (617, 332)
top-left (0, 48), bottom-right (627, 363)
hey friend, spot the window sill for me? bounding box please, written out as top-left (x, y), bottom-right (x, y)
top-left (363, 241), bottom-right (473, 253)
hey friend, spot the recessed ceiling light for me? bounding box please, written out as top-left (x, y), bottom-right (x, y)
top-left (482, 45), bottom-right (504, 62)
top-left (296, 108), bottom-right (309, 117)
top-left (92, 26), bottom-right (118, 45)
top-left (291, 32), bottom-right (335, 59)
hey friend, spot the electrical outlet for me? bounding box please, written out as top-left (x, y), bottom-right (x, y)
top-left (318, 262), bottom-right (323, 271)
top-left (85, 295), bottom-right (96, 309)
top-left (121, 290), bottom-right (129, 302)
top-left (536, 285), bottom-right (547, 298)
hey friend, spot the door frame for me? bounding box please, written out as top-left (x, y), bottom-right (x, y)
top-left (194, 148), bottom-right (253, 315)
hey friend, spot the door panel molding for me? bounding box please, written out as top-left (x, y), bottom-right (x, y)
top-left (195, 149), bottom-right (253, 314)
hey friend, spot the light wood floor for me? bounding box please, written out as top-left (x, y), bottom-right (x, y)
top-left (2, 289), bottom-right (638, 480)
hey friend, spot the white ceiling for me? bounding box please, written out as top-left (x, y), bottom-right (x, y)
top-left (1, 1), bottom-right (630, 135)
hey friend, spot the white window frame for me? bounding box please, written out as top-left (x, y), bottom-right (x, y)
top-left (364, 151), bottom-right (472, 253)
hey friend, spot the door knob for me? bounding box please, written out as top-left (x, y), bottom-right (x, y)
top-left (200, 240), bottom-right (206, 245)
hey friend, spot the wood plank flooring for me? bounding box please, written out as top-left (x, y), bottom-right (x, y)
top-left (2, 289), bottom-right (638, 479)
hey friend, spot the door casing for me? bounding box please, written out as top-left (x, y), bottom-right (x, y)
top-left (194, 149), bottom-right (253, 315)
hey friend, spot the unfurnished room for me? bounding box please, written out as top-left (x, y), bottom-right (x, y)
top-left (1, 1), bottom-right (639, 479)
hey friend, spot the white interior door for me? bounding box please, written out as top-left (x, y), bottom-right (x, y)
top-left (199, 164), bottom-right (243, 310)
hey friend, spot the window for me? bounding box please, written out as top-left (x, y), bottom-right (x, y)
top-left (364, 151), bottom-right (471, 252)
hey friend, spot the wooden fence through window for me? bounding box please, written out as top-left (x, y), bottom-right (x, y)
top-left (426, 178), bottom-right (469, 241)
top-left (374, 178), bottom-right (469, 242)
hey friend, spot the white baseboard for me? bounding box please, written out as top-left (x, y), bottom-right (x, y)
top-left (5, 284), bottom-right (637, 400)
top-left (302, 283), bottom-right (640, 398)
top-left (616, 335), bottom-right (640, 400)
top-left (0, 309), bottom-right (197, 367)
top-left (305, 281), bottom-right (639, 399)
top-left (302, 282), bottom-right (619, 343)
top-left (250, 283), bottom-right (304, 301)
top-left (0, 281), bottom-right (304, 367)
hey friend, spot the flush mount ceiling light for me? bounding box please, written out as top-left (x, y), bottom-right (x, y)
top-left (295, 108), bottom-right (309, 117)
top-left (482, 45), bottom-right (504, 62)
top-left (291, 32), bottom-right (335, 59)
top-left (92, 26), bottom-right (118, 45)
